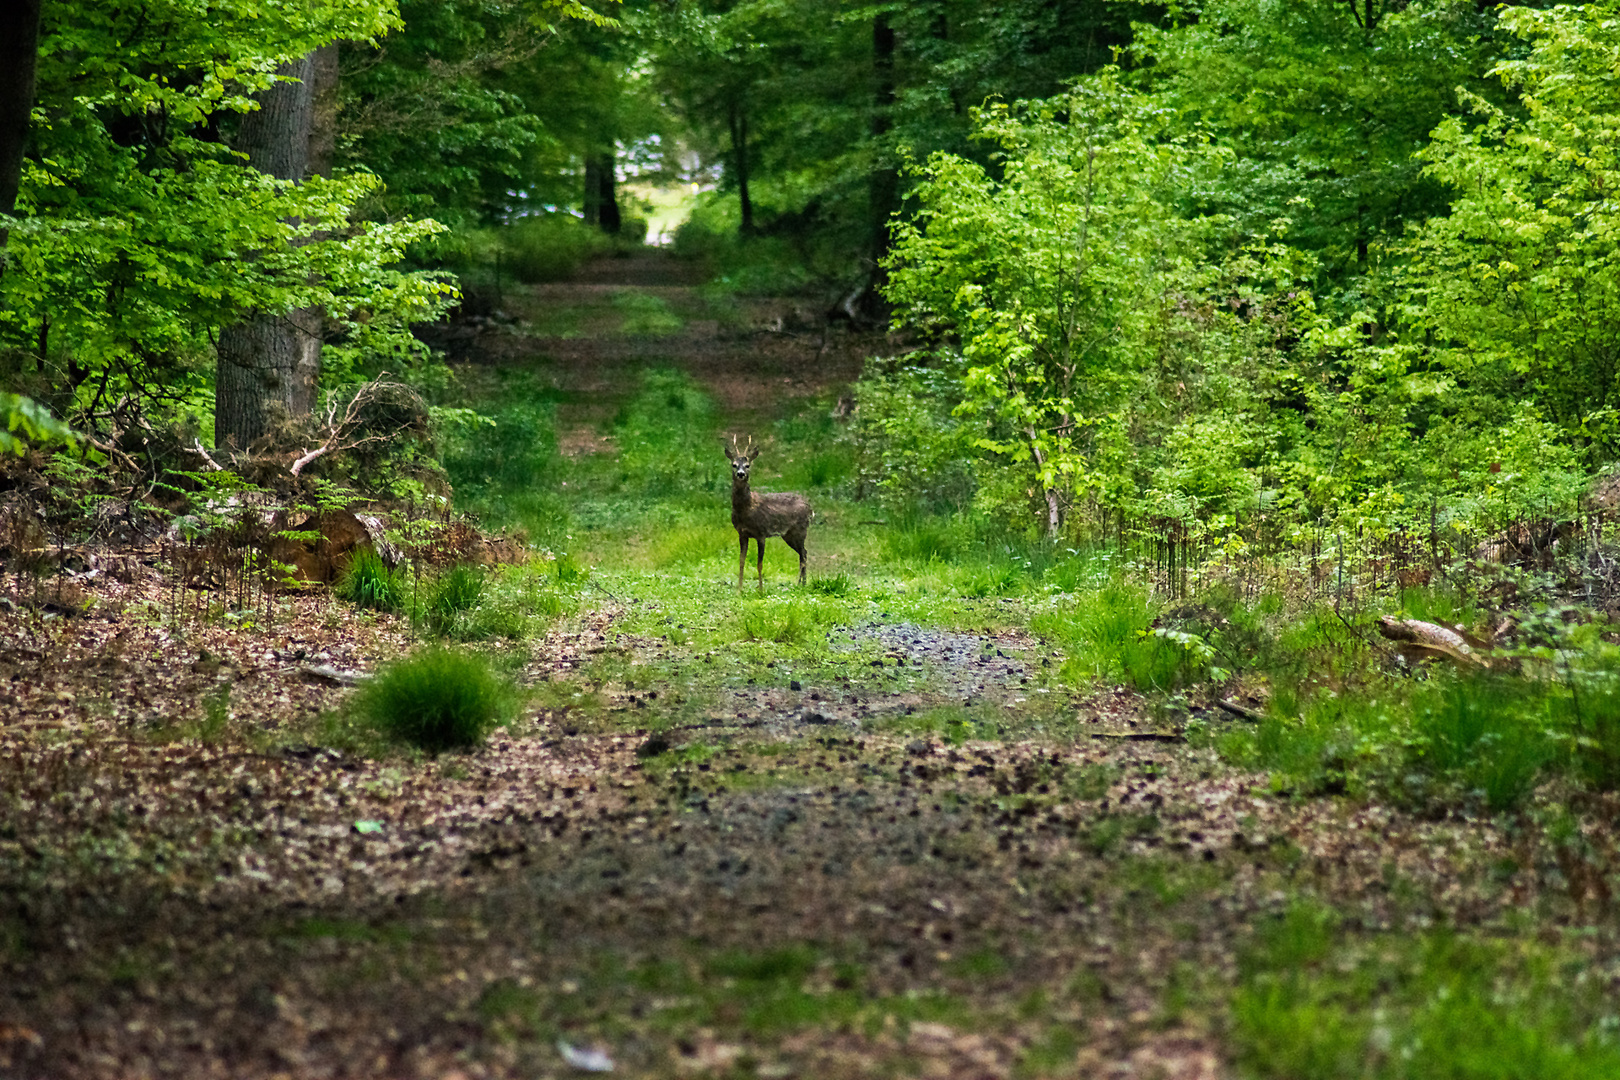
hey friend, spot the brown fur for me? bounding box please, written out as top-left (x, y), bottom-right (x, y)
top-left (725, 436), bottom-right (810, 589)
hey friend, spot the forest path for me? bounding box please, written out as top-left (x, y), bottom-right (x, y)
top-left (0, 250), bottom-right (1577, 1080)
top-left (463, 251), bottom-right (871, 440)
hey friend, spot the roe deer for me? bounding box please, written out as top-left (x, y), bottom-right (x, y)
top-left (725, 435), bottom-right (810, 589)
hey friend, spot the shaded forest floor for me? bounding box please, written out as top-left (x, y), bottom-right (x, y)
top-left (3, 252), bottom-right (1619, 1080)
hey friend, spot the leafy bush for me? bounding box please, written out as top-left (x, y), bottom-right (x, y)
top-left (336, 550), bottom-right (405, 612)
top-left (851, 360), bottom-right (975, 517)
top-left (354, 646), bottom-right (515, 752)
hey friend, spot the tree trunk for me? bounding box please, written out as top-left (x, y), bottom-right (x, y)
top-left (729, 104), bottom-right (753, 236)
top-left (597, 151), bottom-right (620, 235)
top-left (1028, 431), bottom-right (1062, 538)
top-left (290, 43), bottom-right (340, 417)
top-left (215, 54), bottom-right (323, 451)
top-left (864, 14), bottom-right (898, 320)
top-left (583, 157), bottom-right (602, 226)
top-left (307, 44), bottom-right (339, 181)
top-left (583, 149), bottom-right (621, 234)
top-left (0, 0), bottom-right (43, 248)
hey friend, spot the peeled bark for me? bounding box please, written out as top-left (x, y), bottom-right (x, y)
top-left (215, 54), bottom-right (324, 449)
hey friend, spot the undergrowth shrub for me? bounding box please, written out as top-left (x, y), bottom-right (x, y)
top-left (1561, 670), bottom-right (1620, 791)
top-left (1217, 656), bottom-right (1620, 811)
top-left (417, 564), bottom-right (569, 641)
top-left (808, 573), bottom-right (851, 597)
top-left (1408, 676), bottom-right (1554, 812)
top-left (437, 562), bottom-right (486, 611)
top-left (648, 521), bottom-right (734, 568)
top-left (336, 550), bottom-right (405, 612)
top-left (852, 360), bottom-right (975, 516)
top-left (884, 515), bottom-right (973, 564)
top-left (441, 381), bottom-right (568, 540)
top-left (500, 215), bottom-right (614, 283)
top-left (803, 448), bottom-right (853, 488)
top-left (355, 646), bottom-right (514, 752)
top-left (422, 564), bottom-right (485, 636)
top-left (443, 394), bottom-right (558, 493)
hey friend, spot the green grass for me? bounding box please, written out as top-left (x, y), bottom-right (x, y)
top-left (353, 646), bottom-right (517, 752)
top-left (412, 563), bottom-right (569, 642)
top-left (1213, 663), bottom-right (1620, 812)
top-left (612, 289), bottom-right (684, 335)
top-left (1233, 903), bottom-right (1620, 1079)
top-left (336, 550), bottom-right (406, 612)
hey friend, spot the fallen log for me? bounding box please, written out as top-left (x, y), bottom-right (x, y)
top-left (1376, 616), bottom-right (1490, 669)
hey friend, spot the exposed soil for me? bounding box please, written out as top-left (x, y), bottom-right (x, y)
top-left (2, 252), bottom-right (1615, 1080)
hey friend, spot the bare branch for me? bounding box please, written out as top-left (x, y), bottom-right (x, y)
top-left (288, 374), bottom-right (411, 477)
top-left (186, 440), bottom-right (225, 472)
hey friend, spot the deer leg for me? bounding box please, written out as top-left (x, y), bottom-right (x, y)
top-left (756, 538), bottom-right (766, 589)
top-left (786, 536), bottom-right (807, 584)
top-left (738, 534), bottom-right (748, 590)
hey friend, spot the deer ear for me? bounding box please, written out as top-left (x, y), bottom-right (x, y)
top-left (747, 445), bottom-right (761, 462)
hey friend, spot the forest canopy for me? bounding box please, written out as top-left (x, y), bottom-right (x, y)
top-left (0, 0), bottom-right (1614, 543)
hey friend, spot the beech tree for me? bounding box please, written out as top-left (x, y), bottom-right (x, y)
top-left (886, 77), bottom-right (1219, 535)
top-left (215, 51), bottom-right (332, 450)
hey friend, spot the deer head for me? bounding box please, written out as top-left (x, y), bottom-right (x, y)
top-left (725, 434), bottom-right (760, 483)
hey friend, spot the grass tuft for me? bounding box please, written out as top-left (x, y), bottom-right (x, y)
top-left (423, 564), bottom-right (486, 636)
top-left (336, 550), bottom-right (405, 612)
top-left (354, 646), bottom-right (515, 752)
top-left (807, 573), bottom-right (852, 597)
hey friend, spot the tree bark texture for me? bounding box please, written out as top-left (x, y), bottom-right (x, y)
top-left (729, 105), bottom-right (753, 236)
top-left (864, 15), bottom-right (897, 320)
top-left (215, 54), bottom-right (323, 450)
top-left (0, 0), bottom-right (43, 245)
top-left (583, 157), bottom-right (602, 227)
top-left (584, 150), bottom-right (621, 234)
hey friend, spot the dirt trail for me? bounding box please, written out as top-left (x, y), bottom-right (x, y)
top-left (456, 252), bottom-right (874, 428)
